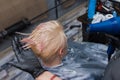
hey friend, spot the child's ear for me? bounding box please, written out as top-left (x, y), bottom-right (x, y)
top-left (59, 48), bottom-right (63, 57)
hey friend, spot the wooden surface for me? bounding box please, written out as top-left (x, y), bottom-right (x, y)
top-left (0, 0), bottom-right (48, 31)
top-left (58, 2), bottom-right (87, 24)
top-left (62, 0), bottom-right (76, 8)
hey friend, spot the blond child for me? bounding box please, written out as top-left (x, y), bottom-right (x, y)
top-left (22, 20), bottom-right (67, 69)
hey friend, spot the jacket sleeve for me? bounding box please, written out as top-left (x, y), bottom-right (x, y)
top-left (103, 58), bottom-right (120, 80)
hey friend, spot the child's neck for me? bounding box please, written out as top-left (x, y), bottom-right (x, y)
top-left (42, 57), bottom-right (62, 67)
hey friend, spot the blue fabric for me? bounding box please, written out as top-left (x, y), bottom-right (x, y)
top-left (42, 42), bottom-right (108, 80)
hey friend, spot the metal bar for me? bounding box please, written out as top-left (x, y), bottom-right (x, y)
top-left (55, 0), bottom-right (59, 19)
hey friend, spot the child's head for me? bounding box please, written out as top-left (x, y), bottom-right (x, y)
top-left (22, 20), bottom-right (67, 62)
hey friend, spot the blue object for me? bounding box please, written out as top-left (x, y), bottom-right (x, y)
top-left (107, 44), bottom-right (115, 56)
top-left (88, 0), bottom-right (97, 19)
top-left (107, 44), bottom-right (115, 61)
top-left (113, 11), bottom-right (117, 17)
top-left (88, 17), bottom-right (120, 34)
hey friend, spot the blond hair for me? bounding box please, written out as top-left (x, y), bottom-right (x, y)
top-left (22, 20), bottom-right (67, 62)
